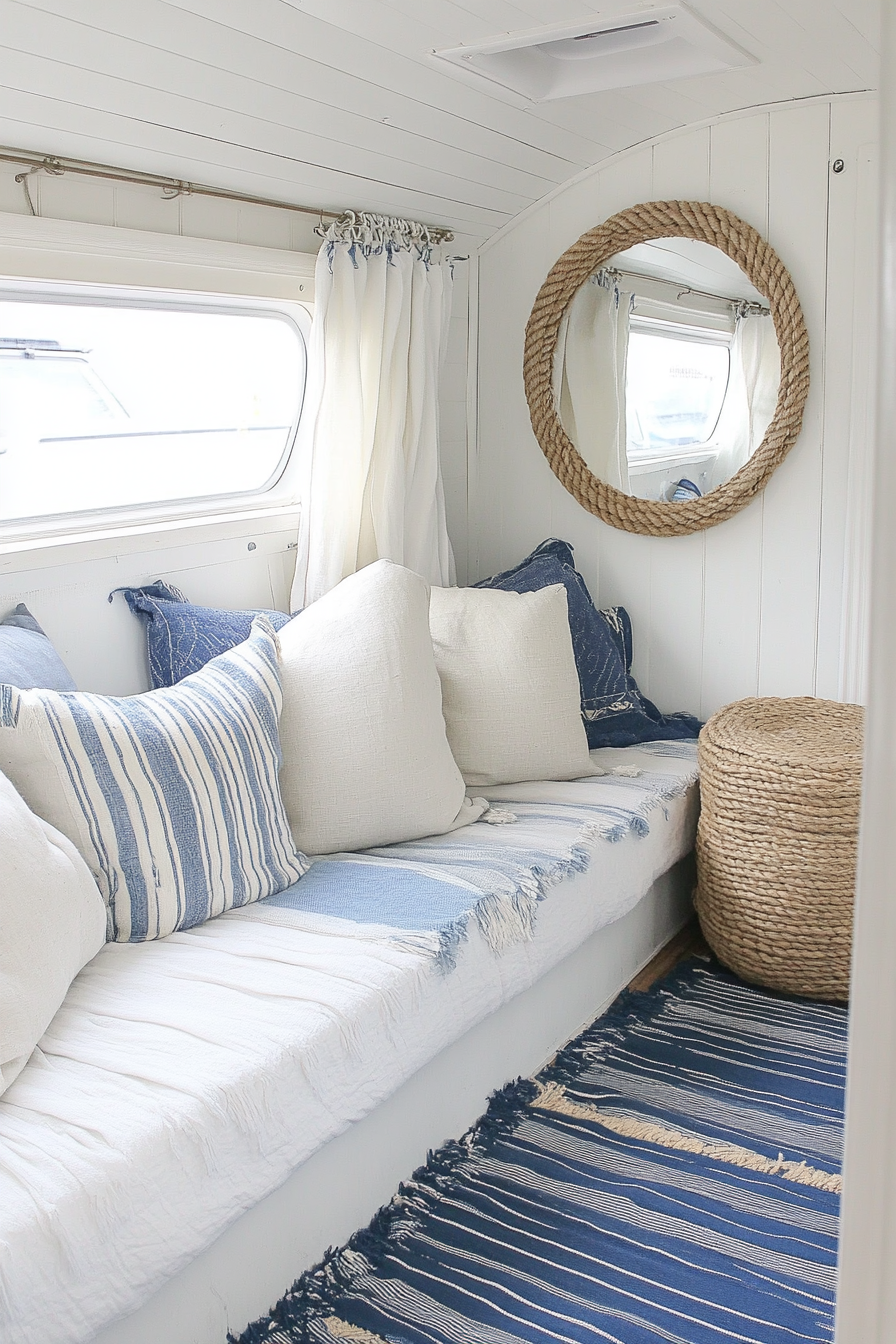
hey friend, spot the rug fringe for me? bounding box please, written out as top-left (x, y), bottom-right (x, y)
top-left (531, 1082), bottom-right (843, 1193)
top-left (230, 958), bottom-right (843, 1344)
top-left (324, 1319), bottom-right (391, 1343)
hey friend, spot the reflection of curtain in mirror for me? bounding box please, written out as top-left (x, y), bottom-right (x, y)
top-left (712, 311), bottom-right (781, 488)
top-left (552, 273), bottom-right (632, 493)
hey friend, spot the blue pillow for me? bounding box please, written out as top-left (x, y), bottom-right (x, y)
top-left (476, 539), bottom-right (701, 749)
top-left (117, 581), bottom-right (293, 689)
top-left (0, 603), bottom-right (77, 691)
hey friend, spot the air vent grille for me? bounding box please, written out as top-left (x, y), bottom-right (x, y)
top-left (434, 6), bottom-right (753, 101)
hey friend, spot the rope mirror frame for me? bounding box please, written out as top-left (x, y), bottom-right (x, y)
top-left (523, 200), bottom-right (811, 537)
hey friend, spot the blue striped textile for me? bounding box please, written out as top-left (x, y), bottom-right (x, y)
top-left (553, 963), bottom-right (847, 1172)
top-left (237, 962), bottom-right (846, 1344)
top-left (243, 741), bottom-right (700, 969)
top-left (0, 617), bottom-right (308, 941)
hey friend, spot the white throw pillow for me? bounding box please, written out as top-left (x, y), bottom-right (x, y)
top-left (278, 561), bottom-right (480, 854)
top-left (0, 769), bottom-right (106, 1095)
top-left (429, 583), bottom-right (598, 787)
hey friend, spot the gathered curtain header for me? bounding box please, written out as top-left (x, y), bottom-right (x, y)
top-left (316, 210), bottom-right (453, 266)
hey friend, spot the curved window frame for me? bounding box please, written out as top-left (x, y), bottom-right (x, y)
top-left (0, 272), bottom-right (312, 545)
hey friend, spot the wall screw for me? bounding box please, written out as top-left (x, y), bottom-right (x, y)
top-left (832, 158), bottom-right (845, 173)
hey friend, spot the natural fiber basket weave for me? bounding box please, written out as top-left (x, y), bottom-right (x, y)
top-left (695, 697), bottom-right (863, 1002)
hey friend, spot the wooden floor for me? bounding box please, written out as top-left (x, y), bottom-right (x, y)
top-left (628, 919), bottom-right (709, 992)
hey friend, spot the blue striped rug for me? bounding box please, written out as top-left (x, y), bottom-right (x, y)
top-left (235, 961), bottom-right (846, 1344)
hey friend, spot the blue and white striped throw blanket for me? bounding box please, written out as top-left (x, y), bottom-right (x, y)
top-left (243, 742), bottom-right (699, 969)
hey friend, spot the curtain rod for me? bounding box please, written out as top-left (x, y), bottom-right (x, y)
top-left (603, 265), bottom-right (768, 314)
top-left (0, 147), bottom-right (455, 243)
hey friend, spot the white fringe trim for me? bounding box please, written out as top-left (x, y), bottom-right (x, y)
top-left (324, 1318), bottom-right (391, 1342)
top-left (531, 1082), bottom-right (842, 1194)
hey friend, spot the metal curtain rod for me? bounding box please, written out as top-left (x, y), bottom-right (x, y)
top-left (0, 146), bottom-right (455, 243)
top-left (604, 265), bottom-right (768, 313)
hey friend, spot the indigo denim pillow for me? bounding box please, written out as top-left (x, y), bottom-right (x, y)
top-left (118, 581), bottom-right (293, 688)
top-left (476, 539), bottom-right (701, 748)
top-left (0, 604), bottom-right (77, 691)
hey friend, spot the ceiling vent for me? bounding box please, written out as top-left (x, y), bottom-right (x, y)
top-left (433, 6), bottom-right (754, 102)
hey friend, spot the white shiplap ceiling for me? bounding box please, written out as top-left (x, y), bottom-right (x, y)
top-left (0, 0), bottom-right (879, 243)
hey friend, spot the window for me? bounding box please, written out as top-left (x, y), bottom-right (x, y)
top-left (0, 292), bottom-right (308, 529)
top-left (626, 320), bottom-right (731, 463)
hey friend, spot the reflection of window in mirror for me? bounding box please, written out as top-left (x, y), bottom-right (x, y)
top-left (554, 238), bottom-right (781, 503)
top-left (626, 319), bottom-right (731, 497)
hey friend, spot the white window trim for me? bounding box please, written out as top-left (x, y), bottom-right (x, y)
top-left (0, 210), bottom-right (317, 551)
top-left (0, 209), bottom-right (316, 298)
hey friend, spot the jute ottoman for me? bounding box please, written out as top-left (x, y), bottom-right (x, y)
top-left (695, 696), bottom-right (863, 1002)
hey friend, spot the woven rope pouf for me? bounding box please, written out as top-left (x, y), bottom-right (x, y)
top-left (695, 697), bottom-right (863, 1002)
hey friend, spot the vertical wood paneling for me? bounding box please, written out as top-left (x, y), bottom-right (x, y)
top-left (707, 112), bottom-right (770, 233)
top-left (837, 139), bottom-right (878, 704)
top-left (646, 127), bottom-right (711, 714)
top-left (536, 147), bottom-right (654, 630)
top-left (545, 147), bottom-right (653, 260)
top-left (651, 126), bottom-right (711, 200)
top-left (584, 152), bottom-right (656, 692)
top-left (440, 263), bottom-right (471, 583)
top-left (700, 504), bottom-right (764, 713)
top-left (700, 113), bottom-right (770, 716)
top-left (818, 99), bottom-right (879, 701)
top-left (463, 252), bottom-right (481, 584)
top-left (475, 208), bottom-right (552, 581)
top-left (474, 96), bottom-right (878, 719)
top-left (646, 532), bottom-right (705, 715)
top-left (758, 102), bottom-right (831, 697)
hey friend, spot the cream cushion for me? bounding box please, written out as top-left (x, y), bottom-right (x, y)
top-left (0, 768), bottom-right (106, 1096)
top-left (429, 583), bottom-right (598, 787)
top-left (278, 561), bottom-right (480, 854)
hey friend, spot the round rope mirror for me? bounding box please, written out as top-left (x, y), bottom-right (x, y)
top-left (523, 200), bottom-right (810, 536)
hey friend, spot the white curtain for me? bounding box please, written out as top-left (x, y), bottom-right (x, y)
top-left (711, 310), bottom-right (781, 488)
top-left (552, 271), bottom-right (632, 494)
top-left (291, 214), bottom-right (455, 609)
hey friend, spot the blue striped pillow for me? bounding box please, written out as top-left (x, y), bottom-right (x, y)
top-left (0, 617), bottom-right (309, 941)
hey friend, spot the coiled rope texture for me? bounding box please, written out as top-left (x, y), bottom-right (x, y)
top-left (523, 200), bottom-right (811, 537)
top-left (695, 696), bottom-right (862, 1002)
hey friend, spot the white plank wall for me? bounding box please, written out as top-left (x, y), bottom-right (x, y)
top-left (472, 94), bottom-right (878, 718)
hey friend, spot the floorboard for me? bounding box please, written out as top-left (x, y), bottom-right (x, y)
top-left (628, 917), bottom-right (709, 991)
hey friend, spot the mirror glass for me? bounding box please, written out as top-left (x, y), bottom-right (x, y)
top-left (552, 237), bottom-right (781, 503)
